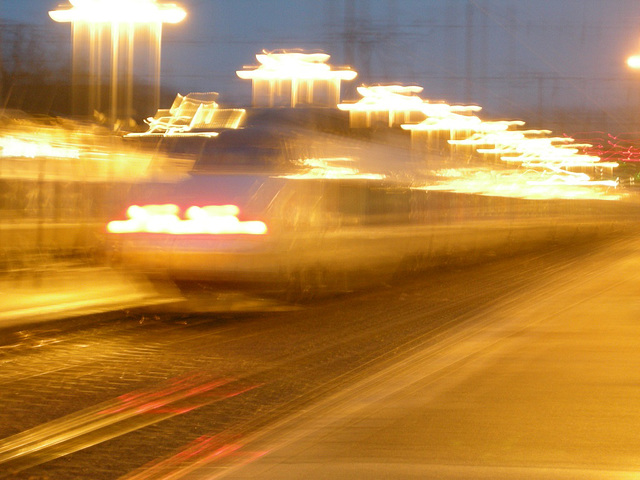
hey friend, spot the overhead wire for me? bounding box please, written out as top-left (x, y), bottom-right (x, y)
top-left (467, 0), bottom-right (630, 130)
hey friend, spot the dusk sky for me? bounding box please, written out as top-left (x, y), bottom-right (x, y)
top-left (4, 1), bottom-right (640, 129)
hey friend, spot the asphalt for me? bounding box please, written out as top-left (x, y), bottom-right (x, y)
top-left (0, 264), bottom-right (178, 329)
top-left (216, 235), bottom-right (640, 479)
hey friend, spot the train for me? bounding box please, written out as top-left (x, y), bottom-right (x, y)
top-left (105, 51), bottom-right (639, 300)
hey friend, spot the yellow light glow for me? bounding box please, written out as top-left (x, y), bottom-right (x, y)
top-left (236, 51), bottom-right (357, 81)
top-left (337, 85), bottom-right (429, 127)
top-left (125, 93), bottom-right (246, 137)
top-left (107, 204), bottom-right (267, 235)
top-left (186, 205), bottom-right (240, 219)
top-left (420, 125), bottom-right (620, 200)
top-left (403, 115), bottom-right (482, 132)
top-left (628, 55), bottom-right (640, 69)
top-left (452, 127), bottom-right (618, 184)
top-left (402, 109), bottom-right (519, 134)
top-left (377, 75), bottom-right (617, 198)
top-left (0, 136), bottom-right (80, 159)
top-left (420, 168), bottom-right (621, 201)
top-left (237, 50), bottom-right (357, 107)
top-left (338, 85), bottom-right (425, 112)
top-left (422, 103), bottom-right (482, 117)
top-left (49, 0), bottom-right (186, 24)
top-left (467, 134), bottom-right (616, 168)
top-left (339, 86), bottom-right (484, 120)
top-left (279, 157), bottom-right (386, 180)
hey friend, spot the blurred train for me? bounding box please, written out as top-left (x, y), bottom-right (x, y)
top-left (105, 52), bottom-right (640, 299)
top-left (107, 108), bottom-right (639, 299)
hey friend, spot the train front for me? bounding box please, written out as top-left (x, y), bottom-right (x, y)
top-left (105, 97), bottom-right (417, 298)
top-left (107, 104), bottom-right (331, 294)
top-left (106, 52), bottom-right (419, 297)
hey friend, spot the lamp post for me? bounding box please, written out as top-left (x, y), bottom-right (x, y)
top-left (627, 54), bottom-right (640, 130)
top-left (49, 0), bottom-right (186, 126)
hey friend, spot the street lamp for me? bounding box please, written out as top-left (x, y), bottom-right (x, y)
top-left (49, 0), bottom-right (186, 24)
top-left (627, 54), bottom-right (640, 69)
top-left (49, 0), bottom-right (186, 126)
top-left (236, 52), bottom-right (357, 108)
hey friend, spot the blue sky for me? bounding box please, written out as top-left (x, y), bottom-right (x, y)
top-left (4, 1), bottom-right (640, 128)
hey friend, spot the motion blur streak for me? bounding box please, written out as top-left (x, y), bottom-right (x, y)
top-left (421, 168), bottom-right (621, 201)
top-left (236, 51), bottom-right (357, 81)
top-left (97, 376), bottom-right (230, 415)
top-left (122, 434), bottom-right (268, 480)
top-left (125, 93), bottom-right (246, 138)
top-left (279, 157), bottom-right (386, 180)
top-left (0, 136), bottom-right (80, 160)
top-left (0, 374), bottom-right (259, 475)
top-left (0, 120), bottom-right (185, 182)
top-left (121, 385), bottom-right (268, 479)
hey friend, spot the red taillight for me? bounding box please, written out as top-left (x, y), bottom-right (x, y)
top-left (107, 204), bottom-right (267, 235)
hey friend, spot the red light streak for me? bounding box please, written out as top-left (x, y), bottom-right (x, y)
top-left (107, 204), bottom-right (268, 235)
top-left (100, 376), bottom-right (262, 418)
top-left (569, 131), bottom-right (640, 163)
top-left (99, 376), bottom-right (231, 415)
top-left (123, 433), bottom-right (266, 479)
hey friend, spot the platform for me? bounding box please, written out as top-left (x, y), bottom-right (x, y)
top-left (222, 235), bottom-right (640, 479)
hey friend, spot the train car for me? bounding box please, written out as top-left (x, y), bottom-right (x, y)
top-left (105, 52), bottom-right (638, 300)
top-left (107, 107), bottom-right (636, 300)
top-left (109, 107), bottom-right (412, 295)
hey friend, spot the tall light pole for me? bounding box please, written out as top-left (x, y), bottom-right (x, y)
top-left (627, 53), bottom-right (640, 127)
top-left (49, 0), bottom-right (186, 126)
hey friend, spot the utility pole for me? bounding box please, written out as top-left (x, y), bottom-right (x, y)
top-left (465, 1), bottom-right (474, 104)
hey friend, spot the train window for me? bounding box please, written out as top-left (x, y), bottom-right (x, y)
top-left (331, 180), bottom-right (411, 225)
top-left (336, 182), bottom-right (367, 217)
top-left (189, 128), bottom-right (294, 171)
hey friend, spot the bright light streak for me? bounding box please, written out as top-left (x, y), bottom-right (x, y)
top-left (394, 79), bottom-right (618, 198)
top-left (402, 111), bottom-right (520, 134)
top-left (0, 374), bottom-right (247, 470)
top-left (413, 112), bottom-right (620, 200)
top-left (338, 85), bottom-right (425, 112)
top-left (339, 85), bottom-right (481, 117)
top-left (186, 205), bottom-right (240, 218)
top-left (403, 115), bottom-right (482, 132)
top-left (279, 157), bottom-right (386, 180)
top-left (338, 85), bottom-right (428, 127)
top-left (423, 103), bottom-right (483, 116)
top-left (449, 129), bottom-right (617, 165)
top-left (49, 0), bottom-right (186, 24)
top-left (237, 51), bottom-right (357, 81)
top-left (0, 136), bottom-right (80, 159)
top-left (420, 169), bottom-right (621, 201)
top-left (125, 93), bottom-right (245, 138)
top-left (50, 0), bottom-right (186, 124)
top-left (576, 132), bottom-right (640, 163)
top-left (0, 121), bottom-right (172, 181)
top-left (237, 51), bottom-right (357, 107)
top-left (340, 85), bottom-right (488, 129)
top-left (107, 204), bottom-right (268, 235)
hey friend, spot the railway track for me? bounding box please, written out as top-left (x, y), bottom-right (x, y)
top-left (0, 239), bottom-right (620, 479)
